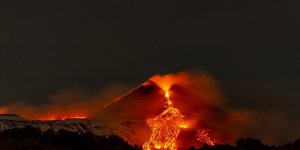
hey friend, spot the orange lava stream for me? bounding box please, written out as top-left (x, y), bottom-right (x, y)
top-left (196, 129), bottom-right (215, 146)
top-left (143, 88), bottom-right (186, 150)
top-left (39, 115), bottom-right (87, 121)
top-left (62, 116), bottom-right (87, 120)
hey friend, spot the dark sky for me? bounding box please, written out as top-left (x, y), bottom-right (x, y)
top-left (1, 0), bottom-right (300, 142)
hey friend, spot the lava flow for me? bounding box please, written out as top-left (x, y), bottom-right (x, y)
top-left (196, 129), bottom-right (215, 146)
top-left (39, 115), bottom-right (87, 121)
top-left (143, 87), bottom-right (187, 150)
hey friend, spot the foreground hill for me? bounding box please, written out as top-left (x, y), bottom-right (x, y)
top-left (0, 127), bottom-right (139, 150)
top-left (0, 126), bottom-right (299, 150)
top-left (189, 138), bottom-right (300, 150)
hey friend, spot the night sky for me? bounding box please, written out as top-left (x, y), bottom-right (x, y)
top-left (1, 0), bottom-right (300, 143)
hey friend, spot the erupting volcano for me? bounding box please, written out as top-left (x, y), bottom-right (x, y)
top-left (96, 73), bottom-right (239, 149)
top-left (142, 78), bottom-right (215, 150)
top-left (1, 73), bottom-right (243, 149)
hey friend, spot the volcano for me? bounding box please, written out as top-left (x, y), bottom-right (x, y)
top-left (0, 79), bottom-right (242, 149)
top-left (95, 80), bottom-right (240, 149)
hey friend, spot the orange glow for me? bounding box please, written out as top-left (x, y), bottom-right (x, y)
top-left (165, 90), bottom-right (170, 99)
top-left (178, 124), bottom-right (188, 129)
top-left (62, 116), bottom-right (87, 120)
top-left (38, 115), bottom-right (87, 121)
top-left (149, 73), bottom-right (189, 92)
top-left (143, 88), bottom-right (186, 150)
top-left (0, 107), bottom-right (7, 114)
top-left (196, 129), bottom-right (215, 146)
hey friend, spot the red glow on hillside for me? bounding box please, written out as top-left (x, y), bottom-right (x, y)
top-left (38, 114), bottom-right (87, 121)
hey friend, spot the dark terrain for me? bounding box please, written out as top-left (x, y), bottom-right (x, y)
top-left (0, 127), bottom-right (299, 150)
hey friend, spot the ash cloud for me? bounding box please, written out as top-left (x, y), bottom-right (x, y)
top-left (150, 70), bottom-right (227, 105)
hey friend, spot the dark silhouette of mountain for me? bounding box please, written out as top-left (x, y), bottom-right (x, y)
top-left (278, 138), bottom-right (300, 150)
top-left (0, 127), bottom-right (299, 150)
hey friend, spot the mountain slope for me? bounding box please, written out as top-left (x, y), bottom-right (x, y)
top-left (0, 117), bottom-right (147, 145)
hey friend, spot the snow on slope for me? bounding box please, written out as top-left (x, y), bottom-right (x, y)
top-left (0, 114), bottom-right (25, 121)
top-left (0, 116), bottom-right (148, 145)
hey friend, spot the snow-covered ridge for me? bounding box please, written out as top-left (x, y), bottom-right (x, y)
top-left (0, 114), bottom-right (25, 121)
top-left (0, 115), bottom-right (148, 145)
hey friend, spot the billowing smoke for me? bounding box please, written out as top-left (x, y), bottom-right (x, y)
top-left (149, 71), bottom-right (226, 106)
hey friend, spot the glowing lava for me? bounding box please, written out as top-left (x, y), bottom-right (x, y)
top-left (39, 115), bottom-right (87, 121)
top-left (196, 129), bottom-right (215, 146)
top-left (62, 116), bottom-right (87, 120)
top-left (143, 88), bottom-right (186, 150)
